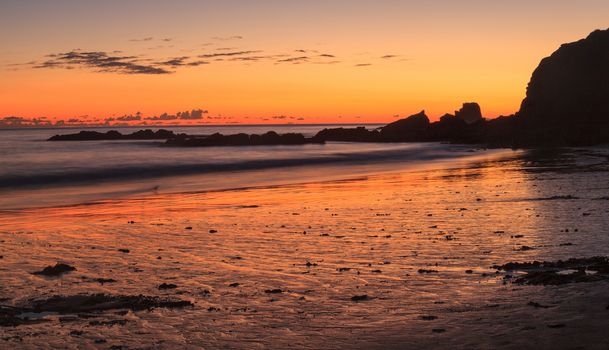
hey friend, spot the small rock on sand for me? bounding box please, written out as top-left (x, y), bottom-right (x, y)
top-left (351, 295), bottom-right (370, 302)
top-left (265, 289), bottom-right (283, 294)
top-left (158, 283), bottom-right (178, 290)
top-left (32, 263), bottom-right (76, 277)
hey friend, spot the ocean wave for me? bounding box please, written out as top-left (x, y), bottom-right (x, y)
top-left (0, 144), bottom-right (474, 189)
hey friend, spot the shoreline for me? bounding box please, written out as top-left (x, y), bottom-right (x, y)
top-left (2, 146), bottom-right (609, 348)
top-left (0, 145), bottom-right (517, 212)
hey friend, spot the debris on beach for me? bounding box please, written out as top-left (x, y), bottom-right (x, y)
top-left (32, 263), bottom-right (76, 277)
top-left (158, 283), bottom-right (178, 290)
top-left (494, 257), bottom-right (609, 285)
top-left (1, 294), bottom-right (193, 327)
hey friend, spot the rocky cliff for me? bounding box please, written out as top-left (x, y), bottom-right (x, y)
top-left (517, 28), bottom-right (609, 146)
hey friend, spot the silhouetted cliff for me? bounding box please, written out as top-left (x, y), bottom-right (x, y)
top-left (516, 28), bottom-right (609, 146)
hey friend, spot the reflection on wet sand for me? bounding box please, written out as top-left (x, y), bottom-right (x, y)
top-left (1, 148), bottom-right (609, 349)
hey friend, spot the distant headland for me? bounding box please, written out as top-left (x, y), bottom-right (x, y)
top-left (49, 28), bottom-right (609, 148)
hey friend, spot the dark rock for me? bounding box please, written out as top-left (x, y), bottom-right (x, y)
top-left (118, 249), bottom-right (130, 253)
top-left (381, 111), bottom-right (431, 142)
top-left (494, 256), bottom-right (609, 285)
top-left (158, 283), bottom-right (178, 290)
top-left (48, 129), bottom-right (181, 141)
top-left (312, 126), bottom-right (380, 143)
top-left (455, 103), bottom-right (483, 124)
top-left (517, 28), bottom-right (609, 146)
top-left (418, 269), bottom-right (438, 274)
top-left (528, 301), bottom-right (552, 308)
top-left (517, 245), bottom-right (535, 251)
top-left (88, 319), bottom-right (128, 326)
top-left (351, 295), bottom-right (370, 302)
top-left (420, 315), bottom-right (438, 321)
top-left (94, 278), bottom-right (117, 285)
top-left (0, 306), bottom-right (47, 327)
top-left (28, 294), bottom-right (193, 313)
top-left (264, 289), bottom-right (283, 294)
top-left (165, 131), bottom-right (323, 147)
top-left (32, 263), bottom-right (76, 277)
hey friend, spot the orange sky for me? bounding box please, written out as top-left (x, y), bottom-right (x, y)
top-left (1, 0), bottom-right (608, 126)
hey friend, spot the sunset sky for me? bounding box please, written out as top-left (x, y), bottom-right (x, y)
top-left (1, 0), bottom-right (608, 126)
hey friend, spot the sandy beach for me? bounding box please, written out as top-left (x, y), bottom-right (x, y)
top-left (2, 146), bottom-right (609, 349)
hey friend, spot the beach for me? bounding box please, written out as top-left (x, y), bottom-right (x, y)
top-left (2, 137), bottom-right (609, 349)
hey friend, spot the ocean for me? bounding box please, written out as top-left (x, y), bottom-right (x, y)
top-left (0, 124), bottom-right (511, 210)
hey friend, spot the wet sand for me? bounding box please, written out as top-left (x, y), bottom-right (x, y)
top-left (2, 147), bottom-right (609, 349)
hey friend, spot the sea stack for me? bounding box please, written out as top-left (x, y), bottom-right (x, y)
top-left (455, 103), bottom-right (483, 124)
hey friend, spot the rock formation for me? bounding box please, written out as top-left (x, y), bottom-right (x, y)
top-left (48, 129), bottom-right (180, 141)
top-left (165, 131), bottom-right (323, 147)
top-left (455, 103), bottom-right (483, 124)
top-left (516, 28), bottom-right (609, 146)
top-left (380, 111), bottom-right (430, 141)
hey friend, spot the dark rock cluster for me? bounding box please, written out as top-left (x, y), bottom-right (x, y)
top-left (313, 104), bottom-right (515, 146)
top-left (165, 131), bottom-right (323, 147)
top-left (315, 28), bottom-right (609, 147)
top-left (48, 129), bottom-right (181, 141)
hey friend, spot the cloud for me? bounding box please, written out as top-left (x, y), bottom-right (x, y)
top-left (116, 114), bottom-right (142, 121)
top-left (187, 61), bottom-right (209, 66)
top-left (34, 50), bottom-right (171, 75)
top-left (158, 56), bottom-right (193, 67)
top-left (277, 56), bottom-right (309, 64)
top-left (0, 116), bottom-right (79, 127)
top-left (177, 109), bottom-right (207, 120)
top-left (145, 113), bottom-right (178, 121)
top-left (142, 109), bottom-right (207, 121)
top-left (18, 43), bottom-right (406, 77)
top-left (212, 36), bottom-right (243, 41)
top-left (0, 116), bottom-right (28, 127)
top-left (130, 37), bottom-right (154, 42)
top-left (272, 115), bottom-right (288, 119)
top-left (197, 50), bottom-right (260, 59)
top-left (1, 108), bottom-right (212, 128)
top-left (156, 56), bottom-right (209, 67)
